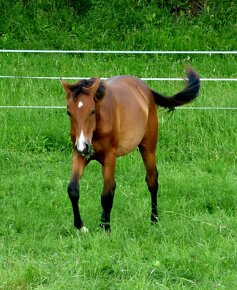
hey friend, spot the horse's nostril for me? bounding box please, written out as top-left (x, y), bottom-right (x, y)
top-left (84, 143), bottom-right (89, 153)
top-left (75, 142), bottom-right (89, 156)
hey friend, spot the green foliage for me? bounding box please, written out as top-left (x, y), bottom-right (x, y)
top-left (0, 0), bottom-right (236, 50)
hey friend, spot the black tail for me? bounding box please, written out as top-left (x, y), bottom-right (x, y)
top-left (152, 68), bottom-right (200, 111)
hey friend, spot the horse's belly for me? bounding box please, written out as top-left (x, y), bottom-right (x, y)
top-left (116, 117), bottom-right (147, 157)
top-left (116, 137), bottom-right (143, 156)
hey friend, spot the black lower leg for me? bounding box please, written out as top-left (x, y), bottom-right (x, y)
top-left (150, 187), bottom-right (158, 223)
top-left (100, 193), bottom-right (114, 232)
top-left (67, 180), bottom-right (83, 229)
top-left (147, 168), bottom-right (159, 223)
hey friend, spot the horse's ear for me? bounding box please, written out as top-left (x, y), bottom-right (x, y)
top-left (94, 81), bottom-right (106, 101)
top-left (87, 78), bottom-right (101, 95)
top-left (87, 78), bottom-right (106, 101)
top-left (61, 79), bottom-right (71, 95)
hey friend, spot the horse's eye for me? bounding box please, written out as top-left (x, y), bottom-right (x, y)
top-left (91, 109), bottom-right (96, 115)
top-left (67, 111), bottom-right (71, 117)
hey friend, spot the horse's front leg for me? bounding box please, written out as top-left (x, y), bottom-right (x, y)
top-left (67, 152), bottom-right (88, 230)
top-left (100, 152), bottom-right (116, 232)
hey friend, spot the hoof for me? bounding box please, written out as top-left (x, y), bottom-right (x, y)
top-left (74, 219), bottom-right (83, 230)
top-left (81, 226), bottom-right (89, 233)
top-left (100, 223), bottom-right (111, 233)
top-left (151, 214), bottom-right (159, 224)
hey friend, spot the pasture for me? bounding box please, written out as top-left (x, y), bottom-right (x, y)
top-left (0, 52), bottom-right (237, 289)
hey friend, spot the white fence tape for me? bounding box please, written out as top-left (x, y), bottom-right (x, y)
top-left (0, 106), bottom-right (236, 110)
top-left (1, 49), bottom-right (237, 54)
top-left (0, 75), bottom-right (236, 81)
top-left (0, 106), bottom-right (66, 109)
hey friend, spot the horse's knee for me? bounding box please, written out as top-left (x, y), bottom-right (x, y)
top-left (146, 167), bottom-right (159, 192)
top-left (67, 180), bottom-right (79, 200)
top-left (101, 181), bottom-right (116, 210)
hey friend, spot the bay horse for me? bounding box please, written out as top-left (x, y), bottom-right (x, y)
top-left (61, 68), bottom-right (200, 232)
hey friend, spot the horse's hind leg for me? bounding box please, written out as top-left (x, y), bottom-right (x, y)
top-left (139, 145), bottom-right (159, 223)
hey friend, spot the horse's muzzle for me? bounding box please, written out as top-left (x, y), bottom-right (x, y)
top-left (75, 142), bottom-right (89, 156)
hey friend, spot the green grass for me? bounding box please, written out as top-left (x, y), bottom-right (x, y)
top-left (0, 53), bottom-right (237, 289)
top-left (1, 151), bottom-right (237, 289)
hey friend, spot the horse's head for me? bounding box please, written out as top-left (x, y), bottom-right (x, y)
top-left (61, 78), bottom-right (103, 156)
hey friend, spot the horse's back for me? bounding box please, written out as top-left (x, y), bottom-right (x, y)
top-left (106, 75), bottom-right (150, 94)
top-left (105, 76), bottom-right (152, 110)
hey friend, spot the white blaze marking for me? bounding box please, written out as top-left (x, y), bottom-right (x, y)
top-left (78, 101), bottom-right (83, 108)
top-left (76, 130), bottom-right (87, 152)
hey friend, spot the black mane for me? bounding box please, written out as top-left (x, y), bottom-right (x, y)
top-left (69, 79), bottom-right (91, 98)
top-left (69, 79), bottom-right (106, 100)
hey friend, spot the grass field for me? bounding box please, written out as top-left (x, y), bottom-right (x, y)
top-left (0, 53), bottom-right (237, 289)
